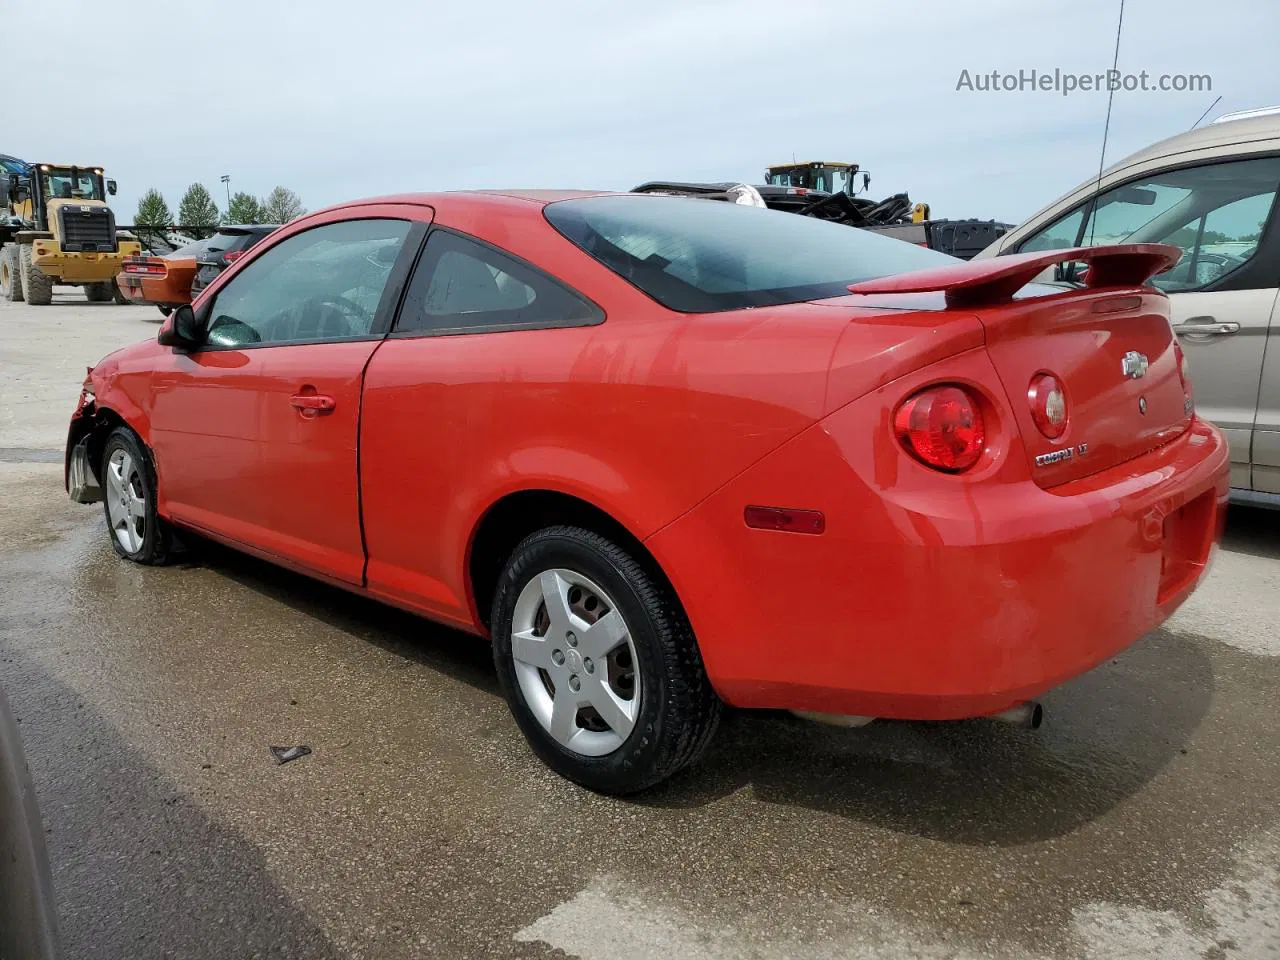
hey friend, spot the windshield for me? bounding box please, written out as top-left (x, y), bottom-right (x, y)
top-left (544, 194), bottom-right (955, 313)
top-left (40, 167), bottom-right (103, 202)
top-left (765, 166), bottom-right (854, 194)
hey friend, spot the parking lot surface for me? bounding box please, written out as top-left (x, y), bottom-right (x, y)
top-left (1, 296), bottom-right (1278, 959)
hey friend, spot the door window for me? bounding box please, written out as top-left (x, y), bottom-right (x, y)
top-left (203, 219), bottom-right (411, 348)
top-left (1017, 156), bottom-right (1280, 291)
top-left (394, 229), bottom-right (601, 335)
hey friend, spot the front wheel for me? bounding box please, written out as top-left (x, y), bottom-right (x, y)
top-left (491, 526), bottom-right (720, 794)
top-left (100, 427), bottom-right (172, 565)
top-left (0, 245), bottom-right (22, 301)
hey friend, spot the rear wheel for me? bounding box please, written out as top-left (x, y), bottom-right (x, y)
top-left (84, 281), bottom-right (114, 303)
top-left (0, 245), bottom-right (22, 301)
top-left (100, 427), bottom-right (172, 565)
top-left (491, 526), bottom-right (720, 794)
top-left (19, 245), bottom-right (52, 306)
top-left (111, 279), bottom-right (128, 304)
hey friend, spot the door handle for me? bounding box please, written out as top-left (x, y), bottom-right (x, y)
top-left (289, 393), bottom-right (336, 413)
top-left (1175, 317), bottom-right (1240, 336)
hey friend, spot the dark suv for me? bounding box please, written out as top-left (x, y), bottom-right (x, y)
top-left (189, 225), bottom-right (276, 296)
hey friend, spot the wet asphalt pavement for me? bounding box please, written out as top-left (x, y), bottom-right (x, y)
top-left (1, 299), bottom-right (1278, 959)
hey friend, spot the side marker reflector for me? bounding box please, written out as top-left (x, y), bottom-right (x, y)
top-left (744, 506), bottom-right (826, 535)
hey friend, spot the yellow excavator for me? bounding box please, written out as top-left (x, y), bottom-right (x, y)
top-left (1, 156), bottom-right (139, 305)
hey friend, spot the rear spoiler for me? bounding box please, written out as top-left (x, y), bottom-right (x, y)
top-left (846, 243), bottom-right (1181, 308)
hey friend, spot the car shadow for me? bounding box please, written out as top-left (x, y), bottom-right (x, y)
top-left (181, 536), bottom-right (500, 698)
top-left (2, 650), bottom-right (348, 960)
top-left (1221, 502), bottom-right (1280, 560)
top-left (639, 627), bottom-right (1214, 845)
top-left (185, 537), bottom-right (1214, 847)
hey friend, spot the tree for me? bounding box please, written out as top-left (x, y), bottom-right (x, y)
top-left (134, 189), bottom-right (172, 228)
top-left (260, 186), bottom-right (305, 224)
top-left (226, 191), bottom-right (262, 224)
top-left (178, 183), bottom-right (220, 230)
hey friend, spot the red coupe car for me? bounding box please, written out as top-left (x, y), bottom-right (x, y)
top-left (64, 191), bottom-right (1228, 793)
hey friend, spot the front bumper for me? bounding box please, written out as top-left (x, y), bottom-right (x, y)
top-left (647, 413), bottom-right (1229, 721)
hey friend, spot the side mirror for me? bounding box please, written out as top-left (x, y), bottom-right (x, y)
top-left (157, 304), bottom-right (204, 349)
top-left (107, 179), bottom-right (118, 196)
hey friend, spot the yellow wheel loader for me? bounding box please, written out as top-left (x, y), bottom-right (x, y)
top-left (0, 156), bottom-right (139, 305)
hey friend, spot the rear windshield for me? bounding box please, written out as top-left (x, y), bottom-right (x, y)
top-left (206, 231), bottom-right (255, 254)
top-left (544, 194), bottom-right (956, 312)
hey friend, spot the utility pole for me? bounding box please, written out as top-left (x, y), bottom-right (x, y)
top-left (220, 174), bottom-right (231, 212)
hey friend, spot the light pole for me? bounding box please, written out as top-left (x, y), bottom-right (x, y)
top-left (220, 174), bottom-right (231, 214)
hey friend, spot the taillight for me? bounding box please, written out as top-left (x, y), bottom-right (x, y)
top-left (1174, 342), bottom-right (1194, 413)
top-left (1027, 372), bottom-right (1068, 439)
top-left (893, 385), bottom-right (986, 472)
top-left (223, 250), bottom-right (245, 264)
top-left (124, 260), bottom-right (167, 277)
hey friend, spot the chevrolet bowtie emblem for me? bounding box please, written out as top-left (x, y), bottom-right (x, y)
top-left (1121, 351), bottom-right (1149, 379)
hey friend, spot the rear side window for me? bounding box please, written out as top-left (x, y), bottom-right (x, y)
top-left (544, 194), bottom-right (955, 313)
top-left (394, 229), bottom-right (602, 335)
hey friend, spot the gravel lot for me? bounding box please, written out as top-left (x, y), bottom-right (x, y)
top-left (2, 294), bottom-right (1278, 959)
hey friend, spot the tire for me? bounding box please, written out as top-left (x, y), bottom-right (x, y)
top-left (100, 427), bottom-right (172, 565)
top-left (491, 526), bottom-right (721, 794)
top-left (158, 305), bottom-right (172, 317)
top-left (0, 245), bottom-right (22, 301)
top-left (84, 281), bottom-right (113, 303)
top-left (19, 245), bottom-right (52, 306)
top-left (112, 280), bottom-right (128, 304)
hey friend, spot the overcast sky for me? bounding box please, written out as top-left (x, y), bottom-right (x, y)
top-left (6, 0), bottom-right (1277, 226)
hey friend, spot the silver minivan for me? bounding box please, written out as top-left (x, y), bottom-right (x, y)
top-left (977, 107), bottom-right (1280, 506)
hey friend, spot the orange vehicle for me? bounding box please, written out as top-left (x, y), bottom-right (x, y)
top-left (115, 239), bottom-right (207, 315)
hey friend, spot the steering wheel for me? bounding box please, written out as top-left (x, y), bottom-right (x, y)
top-left (296, 294), bottom-right (367, 338)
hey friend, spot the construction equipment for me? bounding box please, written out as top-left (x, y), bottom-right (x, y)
top-left (0, 155), bottom-right (140, 305)
top-left (633, 159), bottom-right (1013, 260)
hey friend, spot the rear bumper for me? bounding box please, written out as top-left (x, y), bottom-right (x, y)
top-left (647, 414), bottom-right (1229, 721)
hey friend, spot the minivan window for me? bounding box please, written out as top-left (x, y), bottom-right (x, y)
top-left (544, 194), bottom-right (956, 313)
top-left (1017, 155), bottom-right (1280, 291)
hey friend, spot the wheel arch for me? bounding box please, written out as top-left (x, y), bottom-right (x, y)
top-left (466, 487), bottom-right (681, 632)
top-left (71, 403), bottom-right (140, 486)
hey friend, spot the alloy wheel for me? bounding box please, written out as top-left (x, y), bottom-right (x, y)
top-left (105, 448), bottom-right (147, 554)
top-left (509, 568), bottom-right (641, 757)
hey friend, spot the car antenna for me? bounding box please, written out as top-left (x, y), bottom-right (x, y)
top-left (1088, 0), bottom-right (1126, 246)
top-left (1189, 95), bottom-right (1223, 130)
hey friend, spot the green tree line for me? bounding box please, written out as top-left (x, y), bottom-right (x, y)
top-left (133, 183), bottom-right (307, 228)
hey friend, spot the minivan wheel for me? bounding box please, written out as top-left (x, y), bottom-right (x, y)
top-left (100, 427), bottom-right (171, 565)
top-left (491, 526), bottom-right (721, 794)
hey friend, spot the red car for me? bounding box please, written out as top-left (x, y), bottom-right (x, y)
top-left (64, 191), bottom-right (1228, 793)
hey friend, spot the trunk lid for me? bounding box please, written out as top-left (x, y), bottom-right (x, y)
top-left (845, 242), bottom-right (1192, 487)
top-left (979, 288), bottom-right (1190, 487)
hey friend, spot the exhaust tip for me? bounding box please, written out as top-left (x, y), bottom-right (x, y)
top-left (991, 701), bottom-right (1043, 730)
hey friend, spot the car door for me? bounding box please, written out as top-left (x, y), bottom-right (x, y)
top-left (1255, 317), bottom-right (1280, 495)
top-left (1011, 154), bottom-right (1280, 491)
top-left (359, 228), bottom-right (604, 625)
top-left (150, 213), bottom-right (424, 583)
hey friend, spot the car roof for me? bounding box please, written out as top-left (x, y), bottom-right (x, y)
top-left (317, 189), bottom-right (609, 215)
top-left (1102, 108), bottom-right (1280, 174)
top-left (215, 224), bottom-right (277, 234)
